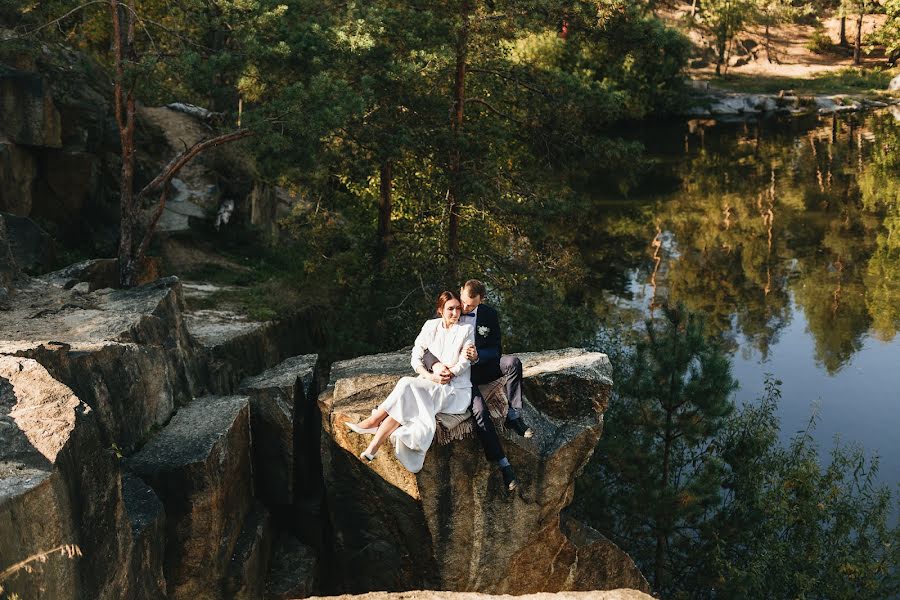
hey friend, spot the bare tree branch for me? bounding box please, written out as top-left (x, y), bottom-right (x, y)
top-left (466, 97), bottom-right (524, 125)
top-left (132, 128), bottom-right (254, 269)
top-left (14, 1), bottom-right (107, 36)
top-left (136, 129), bottom-right (254, 200)
top-left (469, 68), bottom-right (549, 96)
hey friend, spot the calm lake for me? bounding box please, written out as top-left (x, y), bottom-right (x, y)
top-left (580, 108), bottom-right (900, 493)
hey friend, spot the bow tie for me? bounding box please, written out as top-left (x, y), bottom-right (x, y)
top-left (461, 312), bottom-right (475, 317)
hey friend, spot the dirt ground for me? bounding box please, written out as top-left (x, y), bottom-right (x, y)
top-left (659, 2), bottom-right (892, 80)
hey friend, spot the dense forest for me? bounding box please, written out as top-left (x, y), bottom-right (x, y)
top-left (2, 1), bottom-right (899, 598)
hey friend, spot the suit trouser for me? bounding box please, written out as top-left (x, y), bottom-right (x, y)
top-left (499, 355), bottom-right (523, 420)
top-left (423, 351), bottom-right (505, 461)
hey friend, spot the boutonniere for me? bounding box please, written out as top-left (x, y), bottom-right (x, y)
top-left (478, 325), bottom-right (490, 337)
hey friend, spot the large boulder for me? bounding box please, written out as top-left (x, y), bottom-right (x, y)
top-left (127, 394), bottom-right (253, 600)
top-left (0, 356), bottom-right (142, 600)
top-left (318, 348), bottom-right (648, 595)
top-left (888, 74), bottom-right (900, 92)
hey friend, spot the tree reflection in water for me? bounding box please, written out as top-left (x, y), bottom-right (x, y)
top-left (568, 110), bottom-right (900, 375)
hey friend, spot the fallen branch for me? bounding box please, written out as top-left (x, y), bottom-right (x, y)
top-left (132, 128), bottom-right (254, 263)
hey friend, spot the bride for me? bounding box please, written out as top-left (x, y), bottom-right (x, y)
top-left (346, 290), bottom-right (475, 473)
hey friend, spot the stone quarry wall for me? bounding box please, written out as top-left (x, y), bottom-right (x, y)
top-left (0, 256), bottom-right (647, 599)
top-left (0, 253), bottom-right (324, 599)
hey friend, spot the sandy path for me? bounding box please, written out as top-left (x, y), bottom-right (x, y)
top-left (659, 3), bottom-right (891, 80)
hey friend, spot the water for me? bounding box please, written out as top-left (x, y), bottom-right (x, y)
top-left (582, 110), bottom-right (900, 492)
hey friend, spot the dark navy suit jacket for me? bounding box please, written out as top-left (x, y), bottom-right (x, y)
top-left (469, 304), bottom-right (503, 385)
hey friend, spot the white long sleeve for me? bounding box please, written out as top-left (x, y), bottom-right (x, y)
top-left (410, 320), bottom-right (432, 372)
top-left (448, 325), bottom-right (475, 376)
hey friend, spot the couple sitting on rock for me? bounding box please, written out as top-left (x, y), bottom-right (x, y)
top-left (345, 279), bottom-right (532, 491)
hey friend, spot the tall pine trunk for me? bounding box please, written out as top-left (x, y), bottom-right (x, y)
top-left (111, 0), bottom-right (138, 288)
top-left (840, 15), bottom-right (848, 47)
top-left (447, 0), bottom-right (470, 275)
top-left (376, 161), bottom-right (393, 274)
top-left (854, 13), bottom-right (863, 64)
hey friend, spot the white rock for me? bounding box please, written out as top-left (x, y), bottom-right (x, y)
top-left (888, 74), bottom-right (900, 91)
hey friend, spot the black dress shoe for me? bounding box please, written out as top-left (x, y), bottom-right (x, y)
top-left (500, 465), bottom-right (518, 492)
top-left (506, 417), bottom-right (534, 439)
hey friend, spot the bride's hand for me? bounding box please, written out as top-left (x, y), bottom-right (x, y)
top-left (430, 371), bottom-right (451, 384)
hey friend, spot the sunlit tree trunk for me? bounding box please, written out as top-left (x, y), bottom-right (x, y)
top-left (447, 0), bottom-right (471, 275)
top-left (111, 0), bottom-right (138, 288)
top-left (376, 161), bottom-right (393, 274)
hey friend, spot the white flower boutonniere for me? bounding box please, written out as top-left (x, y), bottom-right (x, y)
top-left (478, 325), bottom-right (490, 337)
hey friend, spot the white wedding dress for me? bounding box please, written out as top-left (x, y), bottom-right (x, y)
top-left (378, 318), bottom-right (475, 473)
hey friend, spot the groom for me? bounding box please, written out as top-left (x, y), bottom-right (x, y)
top-left (458, 279), bottom-right (533, 439)
top-left (425, 279), bottom-right (532, 492)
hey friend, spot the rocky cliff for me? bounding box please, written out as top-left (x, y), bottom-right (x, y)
top-left (319, 349), bottom-right (648, 595)
top-left (0, 253), bottom-right (647, 598)
top-left (0, 247), bottom-right (323, 598)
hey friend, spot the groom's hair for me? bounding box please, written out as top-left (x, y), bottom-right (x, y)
top-left (462, 279), bottom-right (486, 299)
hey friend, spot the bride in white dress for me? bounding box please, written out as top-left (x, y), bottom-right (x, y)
top-left (347, 290), bottom-right (475, 473)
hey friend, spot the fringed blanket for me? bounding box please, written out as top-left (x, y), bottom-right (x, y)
top-left (435, 378), bottom-right (508, 445)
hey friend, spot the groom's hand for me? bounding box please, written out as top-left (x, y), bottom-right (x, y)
top-left (465, 343), bottom-right (478, 362)
top-left (431, 362), bottom-right (453, 384)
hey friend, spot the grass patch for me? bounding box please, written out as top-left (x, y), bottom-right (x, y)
top-left (704, 68), bottom-right (897, 95)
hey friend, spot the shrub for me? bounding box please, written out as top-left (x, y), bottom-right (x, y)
top-left (807, 26), bottom-right (834, 54)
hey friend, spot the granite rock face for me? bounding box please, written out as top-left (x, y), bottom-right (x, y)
top-left (239, 354), bottom-right (322, 506)
top-left (0, 43), bottom-right (124, 252)
top-left (264, 533), bottom-right (319, 600)
top-left (319, 348), bottom-right (648, 595)
top-left (0, 68), bottom-right (62, 148)
top-left (0, 137), bottom-right (37, 216)
top-left (0, 356), bottom-right (143, 600)
top-left (187, 307), bottom-right (323, 395)
top-left (0, 214), bottom-right (19, 296)
top-left (121, 473), bottom-right (167, 599)
top-left (128, 395), bottom-right (253, 600)
top-left (223, 502), bottom-right (274, 600)
top-left (2, 213), bottom-right (54, 274)
top-left (307, 591), bottom-right (653, 600)
top-left (0, 274), bottom-right (199, 451)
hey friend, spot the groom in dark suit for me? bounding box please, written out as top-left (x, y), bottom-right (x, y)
top-left (458, 279), bottom-right (533, 440)
top-left (424, 279), bottom-right (532, 492)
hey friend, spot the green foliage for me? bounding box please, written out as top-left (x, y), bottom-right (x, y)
top-left (703, 387), bottom-right (899, 598)
top-left (870, 0), bottom-right (900, 62)
top-left (697, 0), bottom-right (756, 74)
top-left (576, 314), bottom-right (899, 598)
top-left (579, 304), bottom-right (737, 593)
top-left (807, 24), bottom-right (835, 53)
